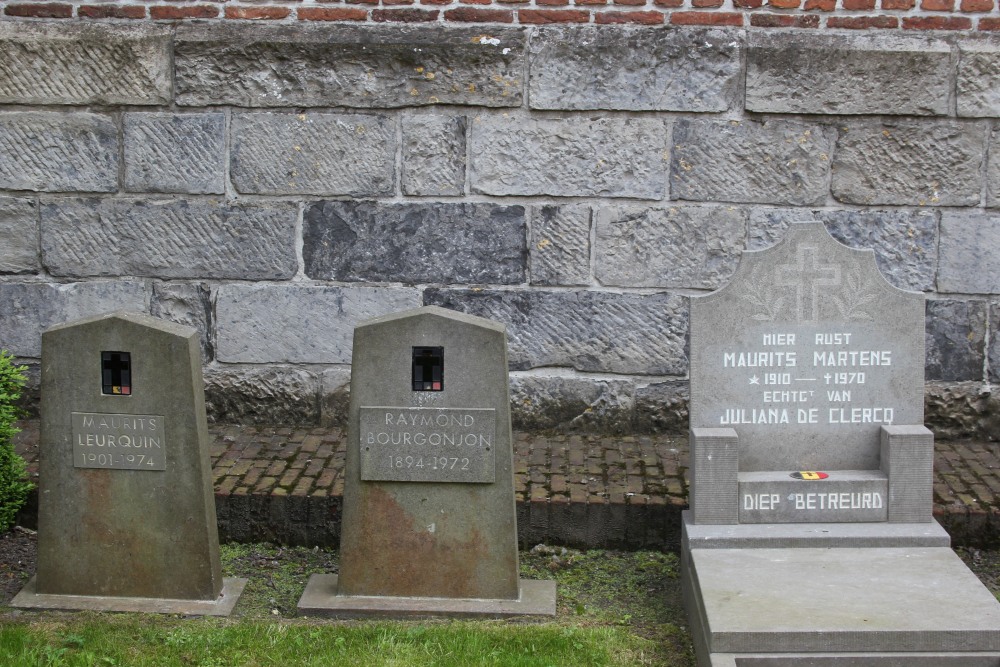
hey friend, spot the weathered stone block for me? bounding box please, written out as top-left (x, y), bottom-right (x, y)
top-left (151, 282), bottom-right (213, 361)
top-left (671, 119), bottom-right (833, 206)
top-left (529, 26), bottom-right (741, 112)
top-left (987, 125), bottom-right (1000, 208)
top-left (470, 115), bottom-right (667, 199)
top-left (510, 374), bottom-right (635, 433)
top-left (0, 197), bottom-right (38, 274)
top-left (0, 281), bottom-right (148, 358)
top-left (423, 288), bottom-right (688, 375)
top-left (216, 284), bottom-right (421, 363)
top-left (633, 380), bottom-right (689, 435)
top-left (595, 205), bottom-right (745, 289)
top-left (747, 33), bottom-right (950, 116)
top-left (0, 23), bottom-right (170, 106)
top-left (402, 115), bottom-right (466, 196)
top-left (41, 199), bottom-right (297, 280)
top-left (0, 113), bottom-right (117, 193)
top-left (959, 43), bottom-right (1000, 118)
top-left (303, 201), bottom-right (526, 284)
top-left (231, 112), bottom-right (394, 196)
top-left (320, 367), bottom-right (352, 428)
top-left (926, 299), bottom-right (987, 382)
top-left (832, 121), bottom-right (985, 206)
top-left (175, 24), bottom-right (524, 108)
top-left (748, 208), bottom-right (938, 292)
top-left (125, 114), bottom-right (225, 194)
top-left (939, 211), bottom-right (1000, 294)
top-left (14, 363), bottom-right (40, 418)
top-left (926, 381), bottom-right (1000, 441)
top-left (991, 303), bottom-right (1000, 384)
top-left (529, 204), bottom-right (591, 286)
top-left (205, 366), bottom-right (321, 425)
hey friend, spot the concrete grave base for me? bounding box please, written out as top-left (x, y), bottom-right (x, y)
top-left (682, 518), bottom-right (1000, 665)
top-left (685, 547), bottom-right (1000, 653)
top-left (297, 574), bottom-right (556, 619)
top-left (707, 653), bottom-right (1000, 666)
top-left (684, 514), bottom-right (952, 550)
top-left (12, 576), bottom-right (247, 616)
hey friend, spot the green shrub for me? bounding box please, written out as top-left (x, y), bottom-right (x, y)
top-left (0, 349), bottom-right (31, 533)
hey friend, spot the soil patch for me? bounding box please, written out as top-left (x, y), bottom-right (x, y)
top-left (0, 527), bottom-right (36, 603)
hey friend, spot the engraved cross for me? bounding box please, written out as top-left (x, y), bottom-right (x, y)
top-left (775, 243), bottom-right (841, 323)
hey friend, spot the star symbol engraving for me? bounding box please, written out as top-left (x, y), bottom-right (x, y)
top-left (749, 375), bottom-right (760, 385)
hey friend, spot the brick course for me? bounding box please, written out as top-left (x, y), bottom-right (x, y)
top-left (13, 421), bottom-right (1000, 550)
top-left (0, 0), bottom-right (997, 25)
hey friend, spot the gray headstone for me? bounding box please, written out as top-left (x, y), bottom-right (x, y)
top-left (14, 312), bottom-right (244, 615)
top-left (298, 306), bottom-right (554, 617)
top-left (691, 222), bottom-right (925, 474)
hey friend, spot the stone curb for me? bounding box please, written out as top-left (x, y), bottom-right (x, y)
top-left (12, 421), bottom-right (1000, 550)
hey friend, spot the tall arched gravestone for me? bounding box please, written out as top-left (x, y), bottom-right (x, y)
top-left (682, 223), bottom-right (1000, 666)
top-left (690, 221), bottom-right (929, 524)
top-left (298, 306), bottom-right (555, 617)
top-left (13, 312), bottom-right (245, 615)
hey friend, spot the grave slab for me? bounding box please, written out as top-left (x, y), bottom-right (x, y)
top-left (685, 546), bottom-right (1000, 654)
top-left (710, 654), bottom-right (1000, 667)
top-left (298, 306), bottom-right (555, 617)
top-left (15, 311), bottom-right (245, 614)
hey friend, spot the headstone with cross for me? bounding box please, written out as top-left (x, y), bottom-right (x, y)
top-left (681, 223), bottom-right (1000, 665)
top-left (297, 305), bottom-right (555, 617)
top-left (12, 311), bottom-right (246, 615)
top-left (690, 223), bottom-right (925, 487)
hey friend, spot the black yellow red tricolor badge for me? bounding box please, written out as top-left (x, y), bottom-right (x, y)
top-left (790, 471), bottom-right (829, 480)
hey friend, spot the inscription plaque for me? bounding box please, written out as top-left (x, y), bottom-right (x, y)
top-left (359, 406), bottom-right (495, 483)
top-left (72, 411), bottom-right (166, 471)
top-left (738, 470), bottom-right (888, 523)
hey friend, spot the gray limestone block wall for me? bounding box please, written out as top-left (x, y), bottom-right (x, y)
top-left (1, 22), bottom-right (1000, 439)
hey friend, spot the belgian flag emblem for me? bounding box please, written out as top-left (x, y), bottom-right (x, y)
top-left (790, 471), bottom-right (829, 480)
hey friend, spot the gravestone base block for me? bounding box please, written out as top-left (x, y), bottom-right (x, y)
top-left (297, 574), bottom-right (556, 619)
top-left (683, 511), bottom-right (952, 549)
top-left (12, 576), bottom-right (248, 617)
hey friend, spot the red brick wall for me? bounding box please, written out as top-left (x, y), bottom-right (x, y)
top-left (1, 0), bottom-right (997, 30)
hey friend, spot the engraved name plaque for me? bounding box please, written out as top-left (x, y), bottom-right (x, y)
top-left (737, 470), bottom-right (888, 524)
top-left (72, 412), bottom-right (166, 471)
top-left (359, 406), bottom-right (496, 483)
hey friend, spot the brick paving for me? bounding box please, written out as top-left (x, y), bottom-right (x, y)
top-left (12, 421), bottom-right (1000, 549)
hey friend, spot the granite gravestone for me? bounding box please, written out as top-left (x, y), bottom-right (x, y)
top-left (13, 312), bottom-right (245, 615)
top-left (682, 223), bottom-right (1000, 666)
top-left (297, 306), bottom-right (555, 617)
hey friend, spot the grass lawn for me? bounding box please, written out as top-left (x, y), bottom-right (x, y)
top-left (0, 544), bottom-right (695, 667)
